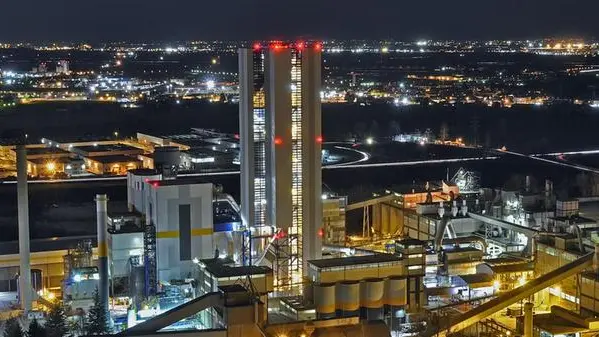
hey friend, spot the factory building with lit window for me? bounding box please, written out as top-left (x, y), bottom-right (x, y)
top-left (238, 42), bottom-right (323, 288)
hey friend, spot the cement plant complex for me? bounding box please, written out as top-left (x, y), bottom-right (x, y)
top-left (4, 41), bottom-right (599, 337)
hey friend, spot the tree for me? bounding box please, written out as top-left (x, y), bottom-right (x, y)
top-left (439, 123), bottom-right (449, 141)
top-left (27, 318), bottom-right (46, 337)
top-left (67, 312), bottom-right (86, 337)
top-left (3, 317), bottom-right (23, 337)
top-left (470, 116), bottom-right (480, 146)
top-left (388, 120), bottom-right (401, 139)
top-left (86, 288), bottom-right (109, 335)
top-left (368, 120), bottom-right (380, 138)
top-left (353, 122), bottom-right (367, 141)
top-left (46, 303), bottom-right (67, 337)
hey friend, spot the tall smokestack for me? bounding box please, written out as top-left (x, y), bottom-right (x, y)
top-left (96, 194), bottom-right (109, 311)
top-left (17, 144), bottom-right (31, 312)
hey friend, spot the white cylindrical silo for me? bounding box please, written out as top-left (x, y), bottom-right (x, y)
top-left (336, 281), bottom-right (360, 316)
top-left (385, 276), bottom-right (407, 306)
top-left (361, 278), bottom-right (385, 321)
top-left (361, 278), bottom-right (384, 308)
top-left (314, 283), bottom-right (336, 318)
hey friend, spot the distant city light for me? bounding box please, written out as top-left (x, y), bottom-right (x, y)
top-left (206, 80), bottom-right (215, 90)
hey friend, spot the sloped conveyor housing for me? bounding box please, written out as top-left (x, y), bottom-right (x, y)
top-left (441, 252), bottom-right (594, 336)
top-left (118, 292), bottom-right (223, 336)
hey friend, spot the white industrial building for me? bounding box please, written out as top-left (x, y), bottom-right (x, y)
top-left (126, 170), bottom-right (216, 285)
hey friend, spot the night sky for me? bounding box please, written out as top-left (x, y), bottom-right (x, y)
top-left (1, 0), bottom-right (598, 42)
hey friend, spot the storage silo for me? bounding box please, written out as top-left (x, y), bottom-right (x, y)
top-left (360, 278), bottom-right (384, 320)
top-left (314, 283), bottom-right (336, 319)
top-left (336, 281), bottom-right (360, 317)
top-left (153, 146), bottom-right (181, 179)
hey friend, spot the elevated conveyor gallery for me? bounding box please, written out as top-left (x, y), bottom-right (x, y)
top-left (346, 194), bottom-right (398, 211)
top-left (439, 252), bottom-right (594, 336)
top-left (468, 212), bottom-right (536, 236)
top-left (118, 292), bottom-right (223, 336)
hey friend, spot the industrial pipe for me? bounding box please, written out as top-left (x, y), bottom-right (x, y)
top-left (96, 194), bottom-right (110, 311)
top-left (571, 224), bottom-right (585, 254)
top-left (17, 144), bottom-right (31, 312)
top-left (523, 302), bottom-right (533, 337)
top-left (442, 236), bottom-right (488, 251)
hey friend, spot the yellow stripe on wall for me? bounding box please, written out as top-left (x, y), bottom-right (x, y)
top-left (156, 231), bottom-right (179, 238)
top-left (98, 241), bottom-right (108, 257)
top-left (156, 228), bottom-right (214, 238)
top-left (191, 228), bottom-right (213, 236)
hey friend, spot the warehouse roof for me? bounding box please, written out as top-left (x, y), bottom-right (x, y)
top-left (308, 254), bottom-right (401, 269)
top-left (200, 258), bottom-right (272, 278)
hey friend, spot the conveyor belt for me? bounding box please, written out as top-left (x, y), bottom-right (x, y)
top-left (442, 252), bottom-right (593, 335)
top-left (119, 292), bottom-right (223, 336)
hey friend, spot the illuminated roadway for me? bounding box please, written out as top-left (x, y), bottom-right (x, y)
top-left (4, 146), bottom-right (599, 185)
top-left (0, 156), bottom-right (498, 185)
top-left (499, 149), bottom-right (599, 174)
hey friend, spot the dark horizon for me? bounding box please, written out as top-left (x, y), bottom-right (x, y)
top-left (1, 0), bottom-right (598, 43)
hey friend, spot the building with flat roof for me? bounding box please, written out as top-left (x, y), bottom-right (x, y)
top-left (72, 143), bottom-right (144, 158)
top-left (84, 155), bottom-right (142, 175)
top-left (307, 254), bottom-right (404, 284)
top-left (197, 257), bottom-right (273, 296)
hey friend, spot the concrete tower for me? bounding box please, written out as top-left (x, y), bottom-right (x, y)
top-left (16, 144), bottom-right (31, 311)
top-left (239, 42), bottom-right (323, 288)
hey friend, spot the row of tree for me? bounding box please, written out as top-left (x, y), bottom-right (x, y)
top-left (2, 288), bottom-right (109, 337)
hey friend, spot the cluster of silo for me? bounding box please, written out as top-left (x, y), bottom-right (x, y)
top-left (314, 276), bottom-right (408, 320)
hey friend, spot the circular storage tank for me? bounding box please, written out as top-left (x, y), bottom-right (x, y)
top-left (360, 278), bottom-right (384, 308)
top-left (385, 276), bottom-right (407, 306)
top-left (153, 146), bottom-right (180, 177)
top-left (314, 283), bottom-right (336, 318)
top-left (336, 281), bottom-right (360, 316)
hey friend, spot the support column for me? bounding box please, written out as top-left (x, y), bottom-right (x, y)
top-left (17, 144), bottom-right (31, 312)
top-left (96, 194), bottom-right (110, 311)
top-left (524, 302), bottom-right (533, 337)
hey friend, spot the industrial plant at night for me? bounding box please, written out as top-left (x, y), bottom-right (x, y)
top-left (2, 35), bottom-right (599, 337)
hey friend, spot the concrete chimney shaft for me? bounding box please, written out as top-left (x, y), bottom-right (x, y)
top-left (16, 144), bottom-right (31, 312)
top-left (96, 194), bottom-right (110, 312)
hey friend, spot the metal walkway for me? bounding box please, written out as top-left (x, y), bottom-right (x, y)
top-left (346, 194), bottom-right (398, 211)
top-left (441, 252), bottom-right (594, 335)
top-left (469, 212), bottom-right (537, 236)
top-left (119, 292), bottom-right (223, 336)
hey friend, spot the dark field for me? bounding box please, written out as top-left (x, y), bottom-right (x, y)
top-left (2, 101), bottom-right (599, 154)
